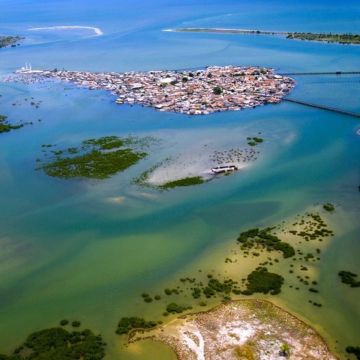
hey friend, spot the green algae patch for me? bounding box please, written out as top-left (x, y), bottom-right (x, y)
top-left (0, 326), bottom-right (106, 360)
top-left (338, 271), bottom-right (360, 288)
top-left (160, 176), bottom-right (205, 189)
top-left (38, 136), bottom-right (148, 179)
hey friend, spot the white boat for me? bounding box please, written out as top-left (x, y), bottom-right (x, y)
top-left (15, 63), bottom-right (43, 74)
top-left (16, 63), bottom-right (32, 73)
top-left (211, 165), bottom-right (238, 174)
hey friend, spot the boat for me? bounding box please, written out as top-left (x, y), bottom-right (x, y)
top-left (211, 165), bottom-right (238, 174)
top-left (15, 63), bottom-right (43, 74)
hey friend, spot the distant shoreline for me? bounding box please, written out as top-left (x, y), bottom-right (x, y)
top-left (164, 28), bottom-right (360, 45)
top-left (163, 27), bottom-right (288, 35)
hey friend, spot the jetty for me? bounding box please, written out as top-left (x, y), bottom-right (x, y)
top-left (280, 71), bottom-right (360, 76)
top-left (284, 98), bottom-right (360, 118)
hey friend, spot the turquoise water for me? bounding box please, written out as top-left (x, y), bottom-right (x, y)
top-left (0, 1), bottom-right (359, 359)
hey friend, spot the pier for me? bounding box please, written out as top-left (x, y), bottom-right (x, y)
top-left (280, 71), bottom-right (360, 76)
top-left (284, 98), bottom-right (360, 118)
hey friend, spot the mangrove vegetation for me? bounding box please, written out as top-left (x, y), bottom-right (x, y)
top-left (0, 115), bottom-right (24, 134)
top-left (286, 32), bottom-right (360, 45)
top-left (116, 317), bottom-right (158, 335)
top-left (323, 203), bottom-right (335, 212)
top-left (38, 136), bottom-right (148, 179)
top-left (243, 267), bottom-right (284, 295)
top-left (0, 36), bottom-right (24, 48)
top-left (237, 227), bottom-right (295, 258)
top-left (346, 346), bottom-right (360, 360)
top-left (0, 326), bottom-right (106, 360)
top-left (160, 176), bottom-right (205, 189)
top-left (338, 271), bottom-right (360, 288)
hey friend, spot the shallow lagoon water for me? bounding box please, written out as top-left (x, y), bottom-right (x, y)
top-left (0, 1), bottom-right (359, 359)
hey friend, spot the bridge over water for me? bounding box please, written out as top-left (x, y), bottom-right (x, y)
top-left (280, 71), bottom-right (360, 76)
top-left (284, 98), bottom-right (360, 118)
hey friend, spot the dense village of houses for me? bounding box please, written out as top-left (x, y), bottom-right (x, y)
top-left (14, 66), bottom-right (295, 114)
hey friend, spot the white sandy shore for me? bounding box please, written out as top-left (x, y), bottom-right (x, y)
top-left (28, 25), bottom-right (103, 36)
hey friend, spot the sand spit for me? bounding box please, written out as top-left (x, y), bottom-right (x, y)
top-left (28, 25), bottom-right (103, 36)
top-left (143, 146), bottom-right (258, 187)
top-left (131, 299), bottom-right (337, 360)
top-left (10, 66), bottom-right (295, 115)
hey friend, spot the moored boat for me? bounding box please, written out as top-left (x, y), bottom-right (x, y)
top-left (211, 165), bottom-right (238, 174)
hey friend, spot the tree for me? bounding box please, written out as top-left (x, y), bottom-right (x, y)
top-left (213, 86), bottom-right (223, 95)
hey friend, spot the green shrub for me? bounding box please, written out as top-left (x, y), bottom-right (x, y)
top-left (0, 327), bottom-right (106, 359)
top-left (213, 86), bottom-right (223, 95)
top-left (160, 176), bottom-right (204, 189)
top-left (166, 303), bottom-right (186, 314)
top-left (345, 346), bottom-right (360, 359)
top-left (338, 271), bottom-right (360, 288)
top-left (116, 317), bottom-right (157, 335)
top-left (323, 203), bottom-right (335, 212)
top-left (39, 136), bottom-right (147, 179)
top-left (237, 227), bottom-right (295, 258)
top-left (243, 267), bottom-right (284, 295)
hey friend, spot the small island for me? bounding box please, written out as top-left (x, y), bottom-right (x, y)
top-left (12, 66), bottom-right (295, 115)
top-left (0, 35), bottom-right (24, 48)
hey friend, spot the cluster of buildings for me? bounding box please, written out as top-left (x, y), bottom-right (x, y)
top-left (15, 66), bottom-right (295, 115)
